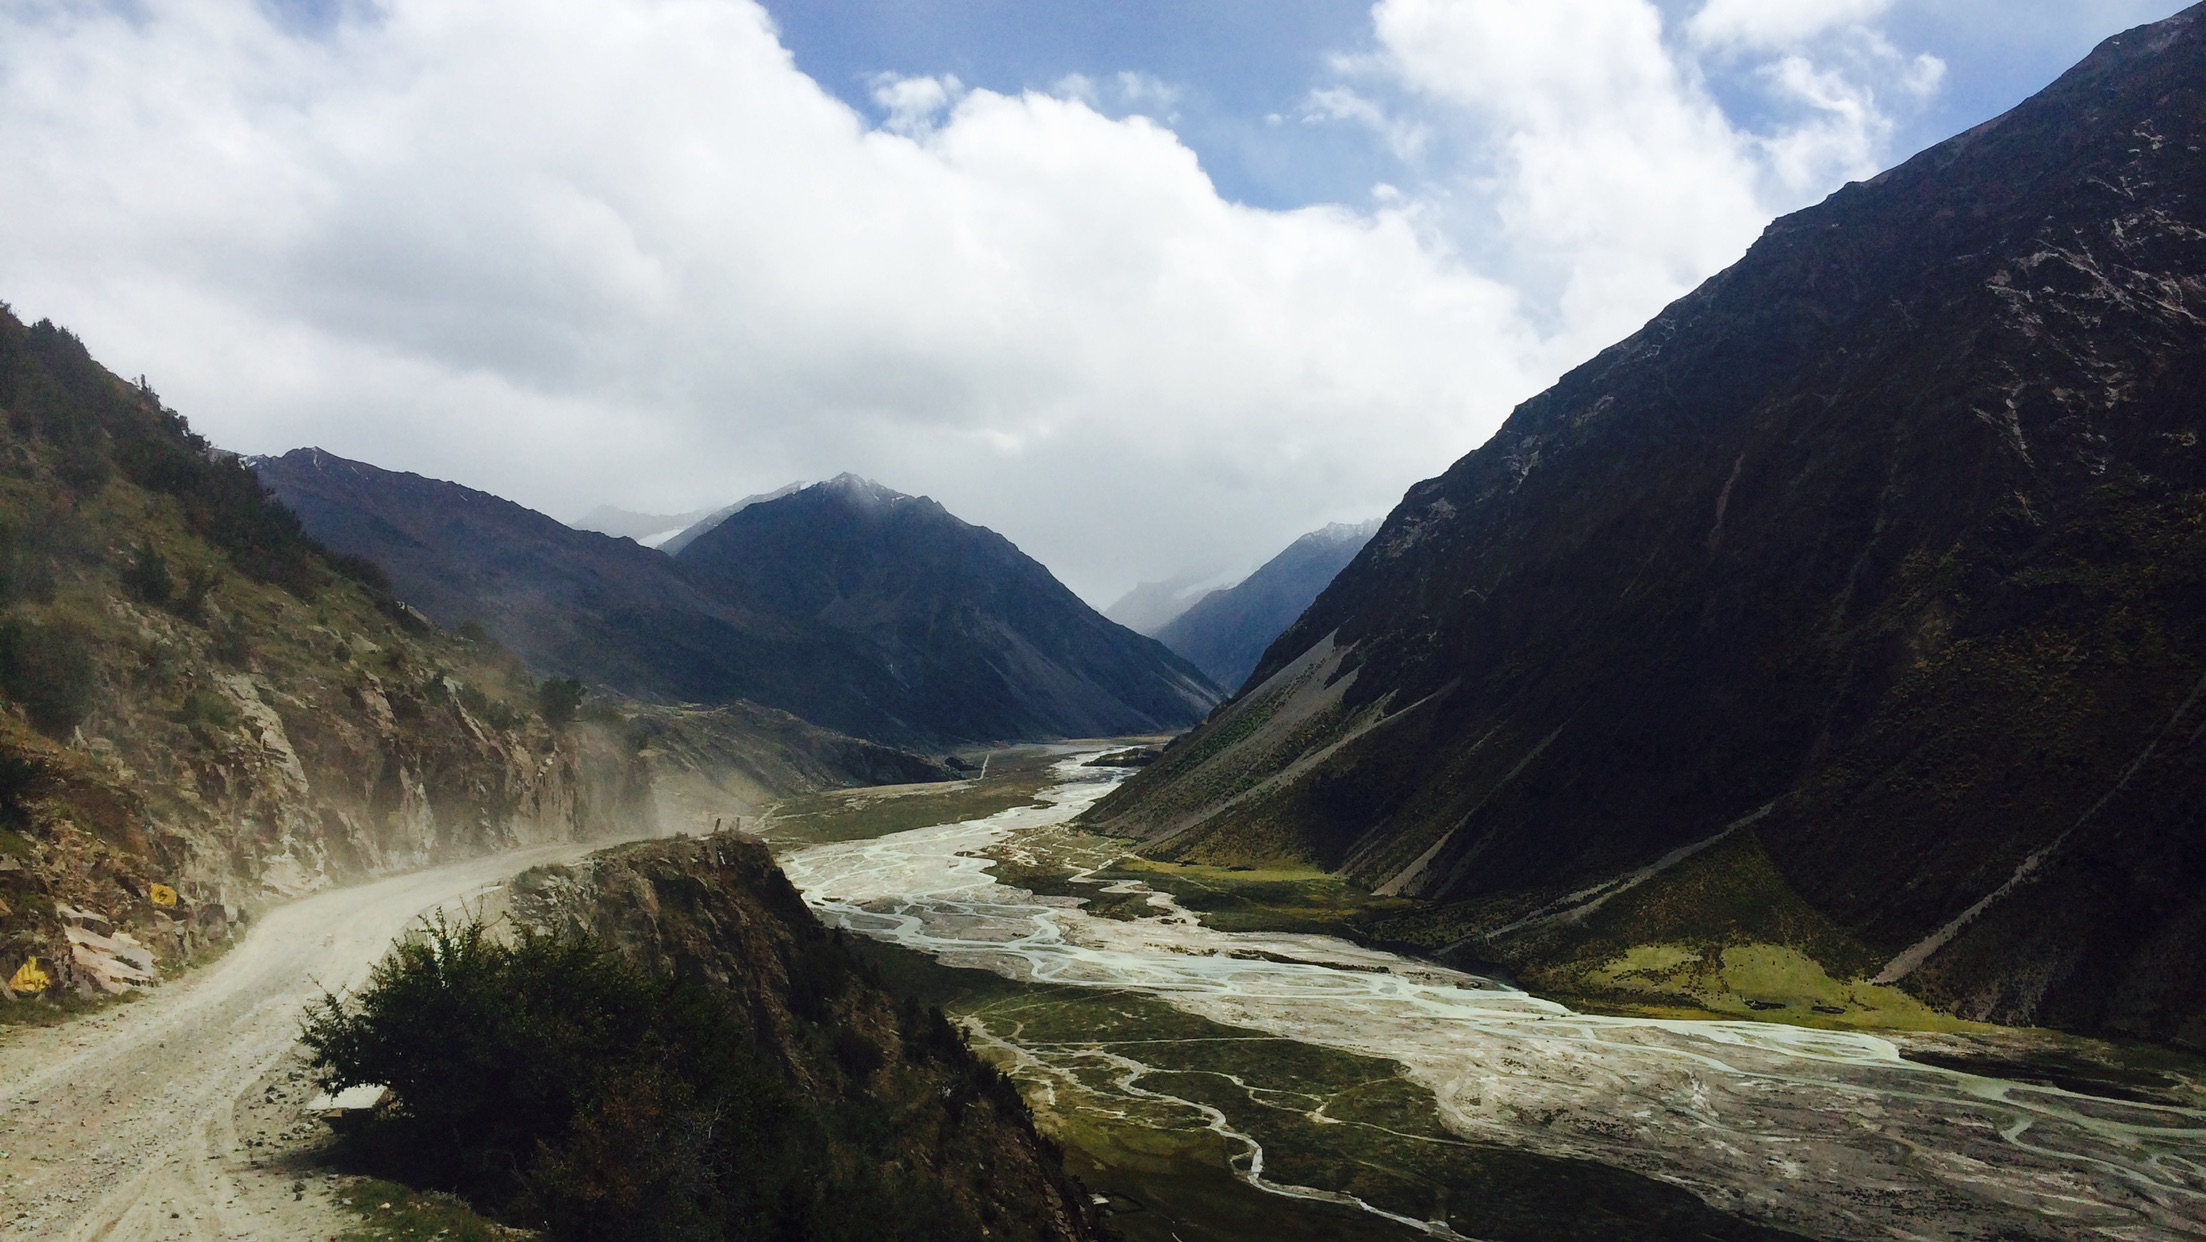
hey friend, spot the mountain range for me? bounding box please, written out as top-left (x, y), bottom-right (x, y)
top-left (254, 452), bottom-right (1217, 746)
top-left (1086, 6), bottom-right (2206, 1048)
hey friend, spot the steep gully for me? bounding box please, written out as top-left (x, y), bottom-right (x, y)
top-left (784, 754), bottom-right (2206, 1241)
top-left (0, 834), bottom-right (648, 1241)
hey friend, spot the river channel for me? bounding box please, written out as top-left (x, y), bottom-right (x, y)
top-left (779, 752), bottom-right (2206, 1241)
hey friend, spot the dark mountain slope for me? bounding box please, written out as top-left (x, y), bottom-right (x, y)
top-left (254, 449), bottom-right (832, 709)
top-left (656, 482), bottom-right (804, 555)
top-left (1088, 7), bottom-right (2206, 1045)
top-left (1154, 520), bottom-right (1378, 689)
top-left (674, 475), bottom-right (1220, 743)
top-left (258, 455), bottom-right (1217, 745)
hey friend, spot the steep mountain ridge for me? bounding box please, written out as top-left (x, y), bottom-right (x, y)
top-left (1088, 6), bottom-right (2206, 1046)
top-left (655, 481), bottom-right (804, 555)
top-left (254, 449), bottom-right (804, 705)
top-left (1153, 519), bottom-right (1379, 690)
top-left (675, 474), bottom-right (1221, 742)
top-left (258, 455), bottom-right (1218, 745)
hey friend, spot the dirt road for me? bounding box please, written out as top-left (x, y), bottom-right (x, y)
top-left (0, 837), bottom-right (627, 1240)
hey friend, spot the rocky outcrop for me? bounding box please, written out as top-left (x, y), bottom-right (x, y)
top-left (507, 834), bottom-right (1106, 1242)
top-left (1089, 6), bottom-right (2206, 1046)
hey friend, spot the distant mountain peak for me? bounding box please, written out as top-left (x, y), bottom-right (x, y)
top-left (1150, 518), bottom-right (1381, 690)
top-left (1303, 518), bottom-right (1384, 546)
top-left (655, 482), bottom-right (807, 555)
top-left (815, 472), bottom-right (918, 510)
top-left (257, 449), bottom-right (1217, 745)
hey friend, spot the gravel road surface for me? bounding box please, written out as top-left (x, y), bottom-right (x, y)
top-left (0, 838), bottom-right (626, 1240)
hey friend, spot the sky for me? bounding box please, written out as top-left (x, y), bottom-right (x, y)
top-left (0, 0), bottom-right (2188, 605)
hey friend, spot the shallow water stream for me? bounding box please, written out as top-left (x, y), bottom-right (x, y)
top-left (781, 754), bottom-right (2206, 1241)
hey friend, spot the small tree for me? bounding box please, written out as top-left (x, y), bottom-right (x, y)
top-left (121, 540), bottom-right (173, 606)
top-left (177, 563), bottom-right (219, 621)
top-left (536, 677), bottom-right (584, 728)
top-left (0, 617), bottom-right (97, 736)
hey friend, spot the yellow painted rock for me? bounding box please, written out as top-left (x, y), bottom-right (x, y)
top-left (149, 882), bottom-right (178, 907)
top-left (8, 955), bottom-right (50, 995)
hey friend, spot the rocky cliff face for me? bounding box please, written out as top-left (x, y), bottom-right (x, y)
top-left (1089, 6), bottom-right (2206, 1046)
top-left (506, 834), bottom-right (1105, 1241)
top-left (0, 310), bottom-right (935, 1003)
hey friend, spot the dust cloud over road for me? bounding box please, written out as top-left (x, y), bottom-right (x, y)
top-left (0, 838), bottom-right (626, 1241)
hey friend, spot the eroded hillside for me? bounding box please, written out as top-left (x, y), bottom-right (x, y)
top-left (0, 308), bottom-right (936, 1005)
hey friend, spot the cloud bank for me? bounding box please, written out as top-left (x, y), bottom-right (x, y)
top-left (0, 0), bottom-right (1946, 601)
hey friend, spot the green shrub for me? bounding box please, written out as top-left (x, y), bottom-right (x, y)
top-left (122, 540), bottom-right (173, 605)
top-left (0, 615), bottom-right (97, 736)
top-left (177, 563), bottom-right (219, 621)
top-left (210, 619), bottom-right (251, 668)
top-left (0, 521), bottom-right (56, 606)
top-left (174, 689), bottom-right (240, 732)
top-left (304, 916), bottom-right (794, 1241)
top-left (536, 677), bottom-right (584, 728)
top-left (302, 915), bottom-right (997, 1242)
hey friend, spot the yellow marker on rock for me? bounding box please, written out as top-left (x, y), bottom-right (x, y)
top-left (8, 956), bottom-right (50, 995)
top-left (149, 883), bottom-right (178, 908)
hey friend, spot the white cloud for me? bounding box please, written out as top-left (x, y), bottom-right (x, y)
top-left (1687, 0), bottom-right (1898, 51)
top-left (1302, 86), bottom-right (1429, 162)
top-left (0, 0), bottom-right (1940, 603)
top-left (0, 0), bottom-right (1543, 602)
top-left (1366, 0), bottom-right (1777, 356)
top-left (1358, 0), bottom-right (1931, 360)
top-left (872, 73), bottom-right (964, 137)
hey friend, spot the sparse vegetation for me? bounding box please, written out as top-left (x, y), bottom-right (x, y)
top-left (0, 614), bottom-right (97, 736)
top-left (534, 676), bottom-right (584, 728)
top-left (302, 912), bottom-right (1027, 1242)
top-left (759, 747), bottom-right (1060, 847)
top-left (336, 1179), bottom-right (514, 1242)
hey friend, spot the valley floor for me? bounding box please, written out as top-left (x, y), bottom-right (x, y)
top-left (0, 836), bottom-right (640, 1241)
top-left (769, 750), bottom-right (2206, 1242)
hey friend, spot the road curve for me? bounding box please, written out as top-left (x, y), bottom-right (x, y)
top-left (0, 836), bottom-right (633, 1241)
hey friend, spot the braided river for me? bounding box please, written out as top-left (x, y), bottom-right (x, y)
top-left (781, 753), bottom-right (2206, 1241)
